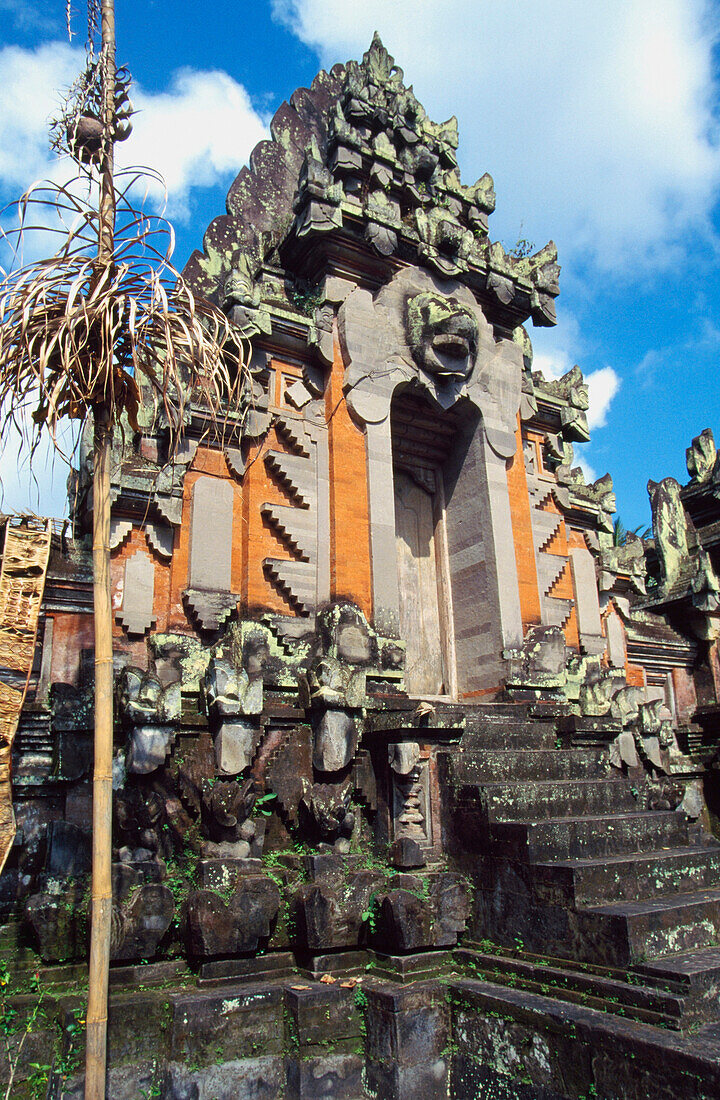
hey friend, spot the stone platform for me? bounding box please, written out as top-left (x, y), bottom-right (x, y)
top-left (2, 954), bottom-right (720, 1099)
top-left (5, 701), bottom-right (720, 1098)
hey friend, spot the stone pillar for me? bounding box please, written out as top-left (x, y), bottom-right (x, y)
top-left (570, 546), bottom-right (605, 655)
top-left (366, 417), bottom-right (400, 636)
top-left (479, 430), bottom-right (524, 653)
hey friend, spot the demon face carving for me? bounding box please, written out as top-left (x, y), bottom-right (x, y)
top-left (405, 291), bottom-right (479, 380)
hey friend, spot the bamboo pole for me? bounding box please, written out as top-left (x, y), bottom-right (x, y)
top-left (85, 1), bottom-right (117, 1096)
top-left (84, 406), bottom-right (113, 1099)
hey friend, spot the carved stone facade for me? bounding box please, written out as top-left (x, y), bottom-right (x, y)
top-left (4, 34), bottom-right (720, 1100)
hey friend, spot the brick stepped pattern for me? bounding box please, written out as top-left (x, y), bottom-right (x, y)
top-left (262, 422), bottom-right (318, 615)
top-left (446, 704), bottom-right (720, 1030)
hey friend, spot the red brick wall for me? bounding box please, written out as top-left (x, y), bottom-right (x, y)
top-left (327, 337), bottom-right (372, 618)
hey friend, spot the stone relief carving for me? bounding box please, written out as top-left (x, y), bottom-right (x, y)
top-left (406, 292), bottom-right (479, 379)
top-left (338, 266), bottom-right (522, 457)
top-left (221, 255), bottom-right (272, 341)
top-left (389, 741), bottom-right (431, 847)
top-left (116, 551), bottom-right (155, 636)
top-left (686, 427), bottom-right (717, 484)
top-left (117, 667), bottom-right (181, 774)
top-left (204, 655), bottom-right (263, 775)
top-left (647, 477), bottom-right (690, 588)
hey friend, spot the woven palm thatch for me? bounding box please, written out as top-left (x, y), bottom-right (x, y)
top-left (0, 518), bottom-right (52, 874)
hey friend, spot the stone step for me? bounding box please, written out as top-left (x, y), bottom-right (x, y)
top-left (493, 810), bottom-right (694, 862)
top-left (535, 845), bottom-right (720, 907)
top-left (463, 703), bottom-right (537, 719)
top-left (0, 945), bottom-right (40, 967)
top-left (583, 888), bottom-right (720, 963)
top-left (482, 777), bottom-right (637, 822)
top-left (198, 951), bottom-right (297, 987)
top-left (0, 920), bottom-right (38, 965)
top-left (461, 714), bottom-right (557, 750)
top-left (455, 947), bottom-right (687, 1028)
top-left (447, 977), bottom-right (720, 1098)
top-left (452, 747), bottom-right (607, 783)
top-left (635, 947), bottom-right (720, 1024)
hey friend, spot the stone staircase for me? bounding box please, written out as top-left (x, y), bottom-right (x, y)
top-left (443, 703), bottom-right (720, 1033)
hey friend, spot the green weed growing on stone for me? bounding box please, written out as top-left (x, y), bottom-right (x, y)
top-left (139, 1060), bottom-right (162, 1099)
top-left (0, 963), bottom-right (47, 1100)
top-left (253, 792), bottom-right (277, 817)
top-left (288, 283), bottom-right (323, 316)
top-left (361, 892), bottom-right (381, 934)
top-left (165, 846), bottom-right (200, 929)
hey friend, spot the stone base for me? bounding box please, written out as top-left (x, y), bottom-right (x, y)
top-left (557, 714), bottom-right (622, 746)
top-left (3, 964), bottom-right (720, 1099)
top-left (297, 948), bottom-right (368, 980)
top-left (198, 950), bottom-right (296, 985)
top-left (367, 948), bottom-right (452, 983)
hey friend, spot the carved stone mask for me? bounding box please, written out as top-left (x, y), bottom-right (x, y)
top-left (405, 292), bottom-right (479, 379)
top-left (222, 267), bottom-right (257, 311)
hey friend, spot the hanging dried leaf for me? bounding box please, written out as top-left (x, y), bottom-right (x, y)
top-left (0, 170), bottom-right (251, 469)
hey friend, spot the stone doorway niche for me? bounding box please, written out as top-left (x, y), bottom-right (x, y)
top-left (339, 267), bottom-right (525, 697)
top-left (391, 389), bottom-right (466, 698)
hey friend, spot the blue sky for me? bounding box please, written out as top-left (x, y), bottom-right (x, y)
top-left (1, 0), bottom-right (720, 530)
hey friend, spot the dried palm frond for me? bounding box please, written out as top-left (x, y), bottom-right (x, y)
top-left (0, 169), bottom-right (250, 468)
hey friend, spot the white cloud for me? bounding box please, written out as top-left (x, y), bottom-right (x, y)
top-left (273, 0), bottom-right (720, 272)
top-left (532, 349), bottom-right (620, 432)
top-left (129, 69), bottom-right (268, 220)
top-left (585, 366), bottom-right (621, 430)
top-left (0, 43), bottom-right (268, 224)
top-left (572, 446), bottom-right (597, 485)
top-left (0, 1), bottom-right (59, 36)
top-left (528, 315), bottom-right (621, 440)
top-left (0, 417), bottom-right (78, 519)
top-left (532, 349), bottom-right (571, 383)
top-left (0, 43), bottom-right (80, 189)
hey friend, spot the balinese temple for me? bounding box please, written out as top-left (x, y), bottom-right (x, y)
top-left (2, 34), bottom-right (720, 1100)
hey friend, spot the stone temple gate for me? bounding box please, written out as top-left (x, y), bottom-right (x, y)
top-left (3, 33), bottom-right (720, 1100)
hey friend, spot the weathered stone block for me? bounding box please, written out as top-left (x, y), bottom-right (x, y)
top-left (431, 872), bottom-right (471, 945)
top-left (185, 875), bottom-right (280, 956)
top-left (127, 725), bottom-right (176, 774)
top-left (116, 549), bottom-right (155, 636)
top-left (214, 719), bottom-right (259, 774)
top-left (196, 857), bottom-right (265, 892)
top-left (189, 476), bottom-right (234, 591)
top-left (111, 883), bottom-right (174, 961)
top-left (313, 709), bottom-right (358, 772)
top-left (291, 883), bottom-right (345, 950)
top-left (285, 1053), bottom-right (363, 1099)
top-left (366, 1059), bottom-right (448, 1100)
top-left (162, 1056), bottom-right (284, 1100)
top-left (168, 986), bottom-right (284, 1066)
top-left (283, 984), bottom-right (361, 1048)
top-left (46, 821), bottom-right (91, 877)
top-left (389, 837), bottom-right (426, 869)
top-left (25, 882), bottom-right (87, 961)
top-left (376, 889), bottom-right (433, 953)
top-left (364, 981), bottom-right (450, 1099)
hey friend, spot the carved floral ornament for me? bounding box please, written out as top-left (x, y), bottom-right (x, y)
top-left (338, 266), bottom-right (523, 458)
